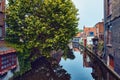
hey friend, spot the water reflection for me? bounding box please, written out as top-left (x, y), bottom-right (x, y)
top-left (11, 42), bottom-right (120, 80)
top-left (78, 42), bottom-right (120, 80)
top-left (68, 42), bottom-right (118, 80)
top-left (65, 49), bottom-right (75, 60)
top-left (11, 56), bottom-right (71, 80)
top-left (83, 51), bottom-right (92, 68)
top-left (60, 49), bottom-right (93, 80)
top-left (82, 50), bottom-right (104, 80)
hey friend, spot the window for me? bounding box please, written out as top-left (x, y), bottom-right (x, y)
top-left (0, 3), bottom-right (2, 12)
top-left (89, 32), bottom-right (94, 36)
top-left (109, 55), bottom-right (114, 69)
top-left (0, 27), bottom-right (2, 37)
top-left (106, 26), bottom-right (111, 44)
top-left (108, 0), bottom-right (112, 15)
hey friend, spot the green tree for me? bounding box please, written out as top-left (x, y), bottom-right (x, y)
top-left (6, 0), bottom-right (79, 57)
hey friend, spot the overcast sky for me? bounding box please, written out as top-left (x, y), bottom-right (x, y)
top-left (72, 0), bottom-right (104, 29)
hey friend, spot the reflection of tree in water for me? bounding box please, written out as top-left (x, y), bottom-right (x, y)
top-left (52, 64), bottom-right (71, 80)
top-left (11, 56), bottom-right (70, 80)
top-left (62, 48), bottom-right (75, 60)
top-left (66, 49), bottom-right (75, 60)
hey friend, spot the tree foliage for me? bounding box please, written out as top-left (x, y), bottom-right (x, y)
top-left (6, 0), bottom-right (79, 57)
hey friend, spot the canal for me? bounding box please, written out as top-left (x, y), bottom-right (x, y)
top-left (9, 43), bottom-right (120, 80)
top-left (59, 42), bottom-right (120, 80)
top-left (60, 50), bottom-right (93, 80)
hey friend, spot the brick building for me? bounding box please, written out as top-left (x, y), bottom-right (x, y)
top-left (0, 47), bottom-right (17, 75)
top-left (0, 0), bottom-right (5, 40)
top-left (95, 22), bottom-right (104, 40)
top-left (104, 0), bottom-right (120, 75)
top-left (83, 26), bottom-right (96, 37)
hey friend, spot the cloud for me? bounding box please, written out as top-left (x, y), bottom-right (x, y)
top-left (72, 0), bottom-right (103, 29)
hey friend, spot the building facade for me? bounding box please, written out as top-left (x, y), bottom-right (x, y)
top-left (0, 47), bottom-right (17, 75)
top-left (83, 26), bottom-right (96, 37)
top-left (83, 26), bottom-right (96, 45)
top-left (0, 0), bottom-right (5, 40)
top-left (95, 22), bottom-right (104, 40)
top-left (104, 0), bottom-right (120, 75)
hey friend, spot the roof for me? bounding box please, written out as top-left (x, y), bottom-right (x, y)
top-left (0, 46), bottom-right (16, 55)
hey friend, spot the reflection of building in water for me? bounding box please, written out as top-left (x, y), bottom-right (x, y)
top-left (91, 59), bottom-right (116, 80)
top-left (91, 59), bottom-right (105, 80)
top-left (83, 52), bottom-right (104, 80)
top-left (73, 48), bottom-right (79, 52)
top-left (83, 51), bottom-right (91, 67)
top-left (72, 42), bottom-right (79, 48)
top-left (72, 37), bottom-right (81, 43)
top-left (82, 51), bottom-right (103, 79)
top-left (82, 50), bottom-right (118, 80)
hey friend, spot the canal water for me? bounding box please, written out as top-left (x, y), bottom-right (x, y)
top-left (6, 43), bottom-right (119, 80)
top-left (60, 49), bottom-right (94, 80)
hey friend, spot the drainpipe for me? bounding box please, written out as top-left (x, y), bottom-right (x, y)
top-left (103, 0), bottom-right (107, 62)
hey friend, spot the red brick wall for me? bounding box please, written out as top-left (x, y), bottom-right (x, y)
top-left (95, 22), bottom-right (104, 40)
top-left (104, 0), bottom-right (120, 76)
top-left (0, 0), bottom-right (5, 38)
top-left (0, 13), bottom-right (4, 25)
top-left (0, 0), bottom-right (5, 12)
top-left (83, 26), bottom-right (96, 37)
